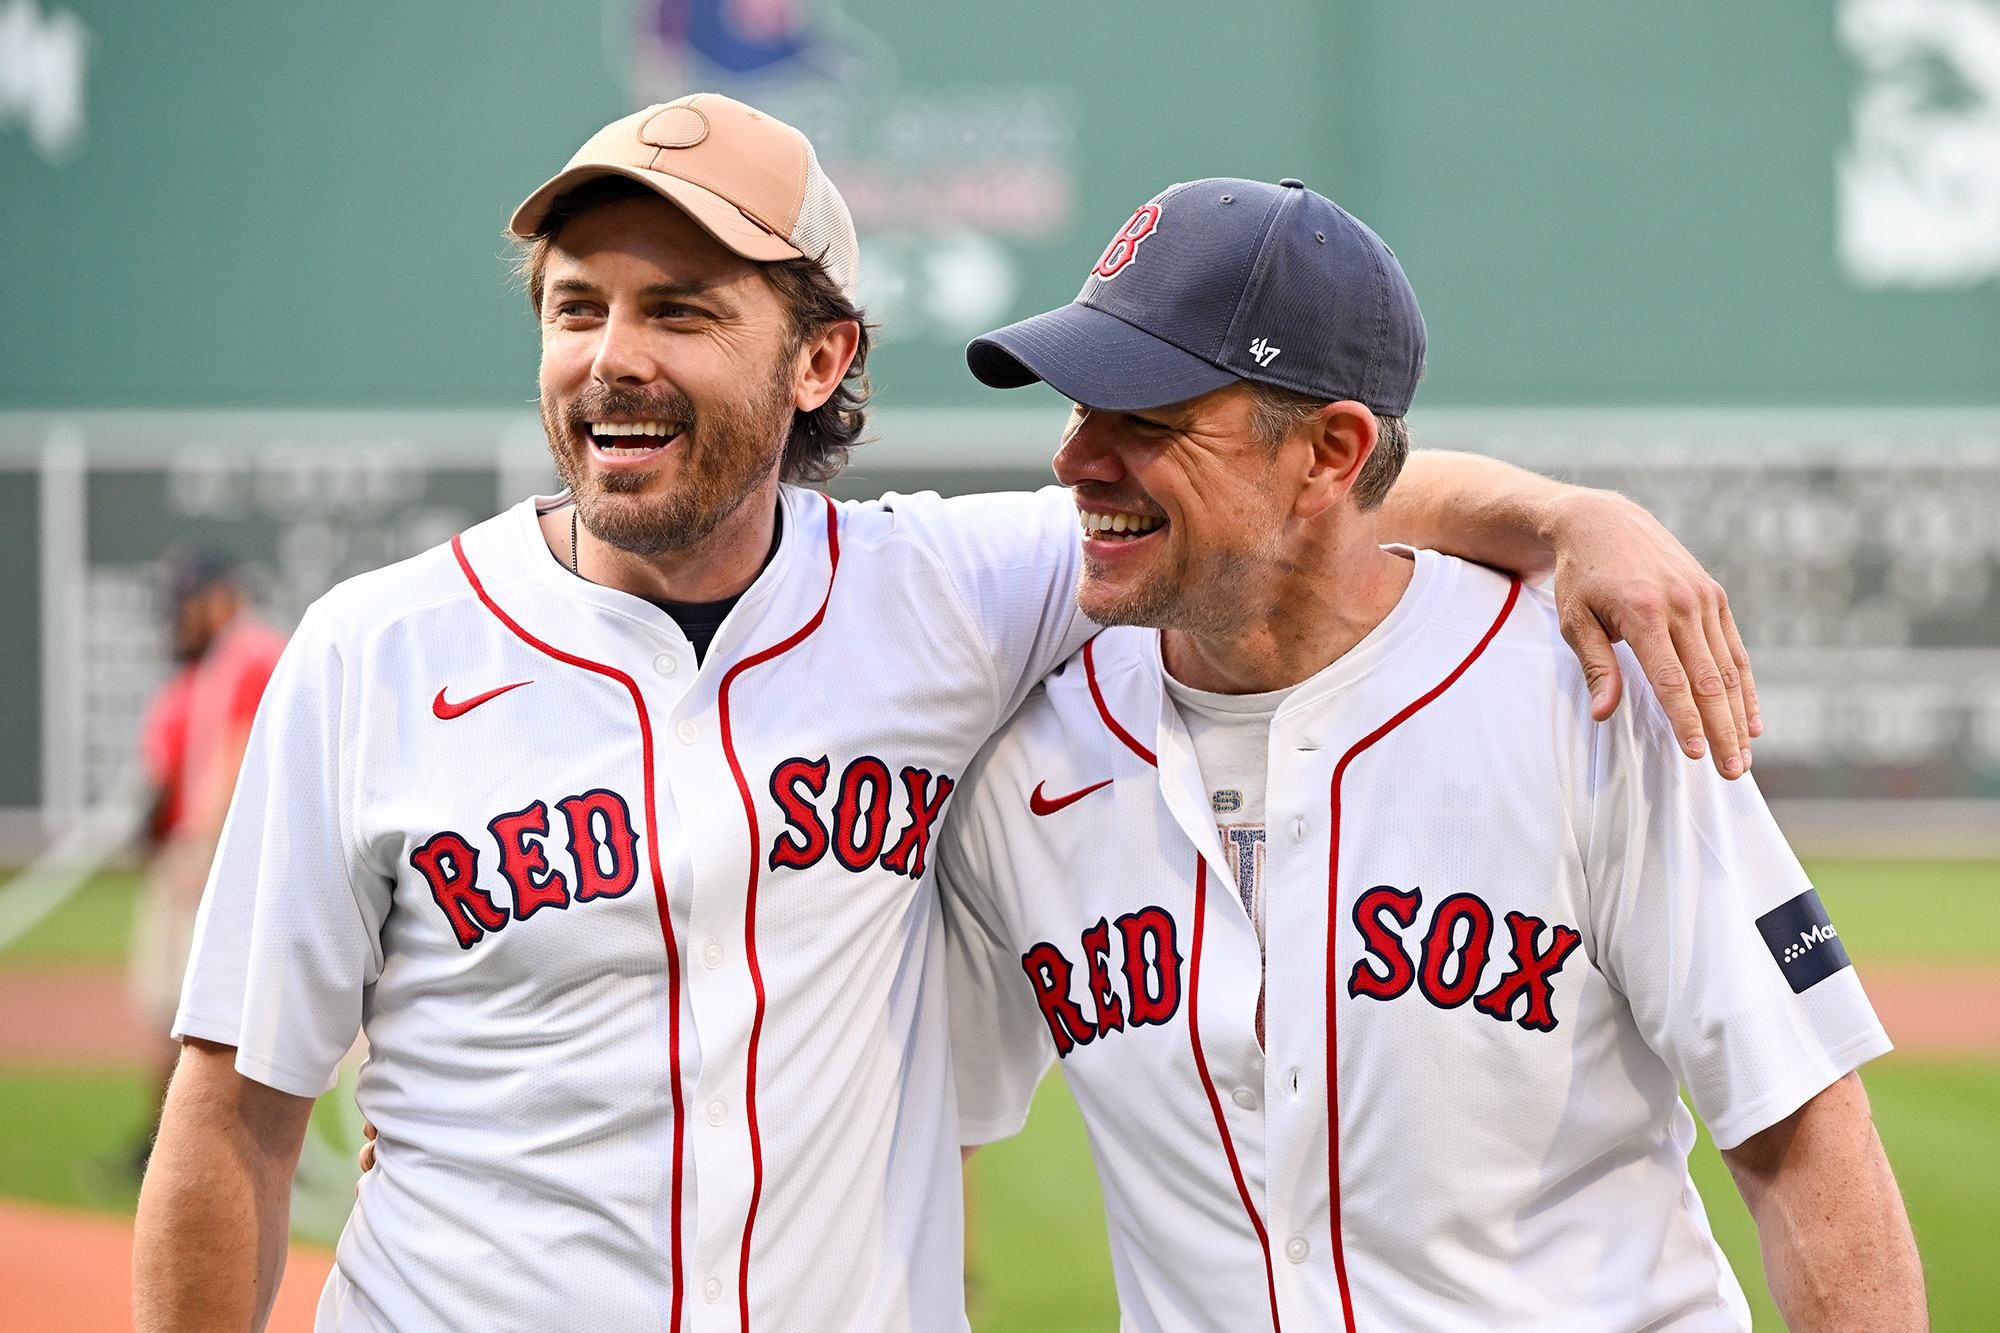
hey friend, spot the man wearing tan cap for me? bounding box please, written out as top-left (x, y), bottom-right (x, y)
top-left (135, 94), bottom-right (1758, 1332)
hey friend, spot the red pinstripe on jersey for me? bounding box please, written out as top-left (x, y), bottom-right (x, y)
top-left (1188, 856), bottom-right (1284, 1330)
top-left (718, 493), bottom-right (842, 1331)
top-left (1086, 638), bottom-right (1279, 1325)
top-left (450, 532), bottom-right (689, 1333)
top-left (1321, 577), bottom-right (1521, 1332)
top-left (1083, 637), bottom-right (1156, 765)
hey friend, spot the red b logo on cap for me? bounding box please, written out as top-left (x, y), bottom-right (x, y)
top-left (1092, 205), bottom-right (1160, 279)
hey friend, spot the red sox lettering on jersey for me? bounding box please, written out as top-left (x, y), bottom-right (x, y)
top-left (1018, 906), bottom-right (1182, 1056)
top-left (409, 790), bottom-right (642, 947)
top-left (176, 483), bottom-right (1091, 1333)
top-left (1347, 887), bottom-right (1582, 1031)
top-left (943, 551), bottom-right (1891, 1333)
top-left (1018, 886), bottom-right (1583, 1056)
top-left (407, 752), bottom-right (958, 953)
top-left (766, 756), bottom-right (955, 878)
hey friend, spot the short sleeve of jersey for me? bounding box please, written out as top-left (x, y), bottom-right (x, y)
top-left (939, 741), bottom-right (1058, 1144)
top-left (853, 486), bottom-right (1090, 722)
top-left (1586, 644), bottom-right (1892, 1151)
top-left (173, 602), bottom-right (390, 1099)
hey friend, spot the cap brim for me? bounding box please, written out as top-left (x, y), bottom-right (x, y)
top-left (509, 165), bottom-right (803, 264)
top-left (966, 304), bottom-right (1237, 412)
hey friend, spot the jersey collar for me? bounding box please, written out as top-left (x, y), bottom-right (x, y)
top-left (498, 485), bottom-right (830, 669)
top-left (1083, 547), bottom-right (1453, 879)
top-left (1268, 545), bottom-right (1451, 717)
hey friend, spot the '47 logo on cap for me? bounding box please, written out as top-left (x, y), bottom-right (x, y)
top-left (1092, 204), bottom-right (1160, 278)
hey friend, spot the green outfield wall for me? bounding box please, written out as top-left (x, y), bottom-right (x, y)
top-left (4, 0), bottom-right (1997, 411)
top-left (4, 0), bottom-right (2000, 826)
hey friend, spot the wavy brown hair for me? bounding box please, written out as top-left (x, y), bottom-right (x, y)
top-left (515, 176), bottom-right (871, 485)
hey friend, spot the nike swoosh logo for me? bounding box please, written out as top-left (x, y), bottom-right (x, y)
top-left (1029, 779), bottom-right (1113, 817)
top-left (432, 682), bottom-right (531, 720)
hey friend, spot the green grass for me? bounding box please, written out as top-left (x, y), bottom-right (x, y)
top-left (1874, 1063), bottom-right (2000, 1330)
top-left (1687, 1059), bottom-right (2000, 1331)
top-left (0, 871), bottom-right (142, 968)
top-left (1802, 860), bottom-right (2000, 965)
top-left (0, 1062), bottom-right (365, 1247)
top-left (968, 1072), bottom-right (1120, 1333)
top-left (0, 1067), bottom-right (153, 1213)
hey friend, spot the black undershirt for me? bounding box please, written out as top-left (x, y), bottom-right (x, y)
top-left (649, 592), bottom-right (736, 664)
top-left (640, 503), bottom-right (785, 665)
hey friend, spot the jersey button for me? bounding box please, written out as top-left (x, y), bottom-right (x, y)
top-left (702, 940), bottom-right (725, 970)
top-left (1288, 816), bottom-right (1306, 845)
top-left (653, 652), bottom-right (678, 677)
top-left (703, 1277), bottom-right (723, 1304)
top-left (1231, 1087), bottom-right (1258, 1111)
top-left (705, 1100), bottom-right (727, 1126)
top-left (1285, 1236), bottom-right (1311, 1263)
top-left (677, 719), bottom-right (698, 745)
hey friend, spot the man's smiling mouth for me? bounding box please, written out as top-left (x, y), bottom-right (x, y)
top-left (1079, 509), bottom-right (1165, 542)
top-left (586, 420), bottom-right (685, 456)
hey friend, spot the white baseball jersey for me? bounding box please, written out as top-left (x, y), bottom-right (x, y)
top-left (942, 549), bottom-right (1891, 1333)
top-left (175, 482), bottom-right (1089, 1333)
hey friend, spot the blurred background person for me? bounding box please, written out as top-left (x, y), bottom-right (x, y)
top-left (128, 549), bottom-right (286, 1167)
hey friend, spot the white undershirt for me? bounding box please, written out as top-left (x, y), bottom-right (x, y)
top-left (1161, 674), bottom-right (1296, 947)
top-left (1159, 548), bottom-right (1414, 1042)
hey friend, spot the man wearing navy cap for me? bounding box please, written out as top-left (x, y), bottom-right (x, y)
top-left (941, 179), bottom-right (1925, 1331)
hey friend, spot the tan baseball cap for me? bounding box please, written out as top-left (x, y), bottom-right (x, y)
top-left (510, 93), bottom-right (860, 303)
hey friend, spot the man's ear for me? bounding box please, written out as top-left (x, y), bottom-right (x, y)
top-left (1295, 400), bottom-right (1378, 520)
top-left (794, 319), bottom-right (862, 411)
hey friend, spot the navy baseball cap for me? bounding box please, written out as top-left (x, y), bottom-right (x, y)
top-left (967, 178), bottom-right (1425, 415)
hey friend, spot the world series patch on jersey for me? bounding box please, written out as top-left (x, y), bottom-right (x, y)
top-left (941, 549), bottom-right (1891, 1333)
top-left (175, 483), bottom-right (1090, 1333)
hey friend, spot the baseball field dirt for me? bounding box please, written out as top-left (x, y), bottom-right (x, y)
top-left (0, 1199), bottom-right (333, 1332)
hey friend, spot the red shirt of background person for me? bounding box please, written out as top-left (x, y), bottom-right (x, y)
top-left (139, 567), bottom-right (287, 845)
top-left (131, 554), bottom-right (287, 1048)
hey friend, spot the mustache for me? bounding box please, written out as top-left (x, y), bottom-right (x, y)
top-left (563, 385), bottom-right (698, 433)
top-left (1070, 481), bottom-right (1166, 520)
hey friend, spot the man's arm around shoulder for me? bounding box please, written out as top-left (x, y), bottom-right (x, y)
top-left (134, 1037), bottom-right (316, 1333)
top-left (1381, 448), bottom-right (1758, 780)
top-left (1722, 1071), bottom-right (1927, 1331)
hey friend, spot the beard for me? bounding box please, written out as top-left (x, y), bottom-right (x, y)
top-left (543, 364), bottom-right (795, 560)
top-left (1071, 483), bottom-right (1289, 639)
top-left (1079, 546), bottom-right (1275, 637)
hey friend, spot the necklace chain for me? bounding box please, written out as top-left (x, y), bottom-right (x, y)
top-left (570, 505), bottom-right (579, 576)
